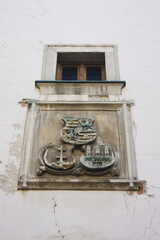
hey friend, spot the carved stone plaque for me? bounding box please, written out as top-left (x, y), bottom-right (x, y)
top-left (18, 101), bottom-right (139, 190)
top-left (37, 115), bottom-right (117, 176)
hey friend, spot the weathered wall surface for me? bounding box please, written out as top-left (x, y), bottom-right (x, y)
top-left (0, 0), bottom-right (160, 239)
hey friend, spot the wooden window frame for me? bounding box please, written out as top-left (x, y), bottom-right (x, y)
top-left (84, 64), bottom-right (106, 81)
top-left (56, 64), bottom-right (80, 80)
top-left (56, 63), bottom-right (106, 81)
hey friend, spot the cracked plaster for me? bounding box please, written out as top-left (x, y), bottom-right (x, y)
top-left (52, 196), bottom-right (64, 239)
top-left (0, 0), bottom-right (160, 239)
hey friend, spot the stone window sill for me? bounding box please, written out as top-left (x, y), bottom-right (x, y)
top-left (35, 80), bottom-right (126, 96)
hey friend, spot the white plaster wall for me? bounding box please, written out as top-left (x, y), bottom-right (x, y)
top-left (0, 0), bottom-right (160, 239)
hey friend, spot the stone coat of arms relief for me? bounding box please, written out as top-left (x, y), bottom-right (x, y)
top-left (37, 116), bottom-right (119, 177)
top-left (18, 101), bottom-right (140, 190)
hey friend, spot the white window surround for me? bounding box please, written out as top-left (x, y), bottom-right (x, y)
top-left (41, 45), bottom-right (120, 81)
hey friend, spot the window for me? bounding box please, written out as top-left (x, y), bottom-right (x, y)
top-left (36, 45), bottom-right (125, 95)
top-left (56, 52), bottom-right (105, 81)
top-left (57, 64), bottom-right (106, 81)
top-left (41, 45), bottom-right (120, 81)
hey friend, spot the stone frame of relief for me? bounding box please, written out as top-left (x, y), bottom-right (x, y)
top-left (18, 100), bottom-right (140, 190)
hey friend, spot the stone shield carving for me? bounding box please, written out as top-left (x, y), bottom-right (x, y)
top-left (80, 144), bottom-right (116, 170)
top-left (37, 143), bottom-right (75, 175)
top-left (61, 116), bottom-right (97, 145)
top-left (37, 116), bottom-right (117, 176)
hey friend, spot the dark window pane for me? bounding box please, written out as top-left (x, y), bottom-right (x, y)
top-left (87, 67), bottom-right (102, 81)
top-left (62, 67), bottom-right (77, 80)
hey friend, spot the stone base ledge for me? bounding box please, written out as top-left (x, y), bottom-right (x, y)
top-left (18, 179), bottom-right (146, 191)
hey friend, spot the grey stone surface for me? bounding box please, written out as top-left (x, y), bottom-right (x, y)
top-left (36, 81), bottom-right (125, 96)
top-left (18, 101), bottom-right (139, 190)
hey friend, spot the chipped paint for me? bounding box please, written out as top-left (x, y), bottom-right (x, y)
top-left (12, 124), bottom-right (21, 130)
top-left (9, 133), bottom-right (22, 160)
top-left (0, 161), bottom-right (18, 194)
